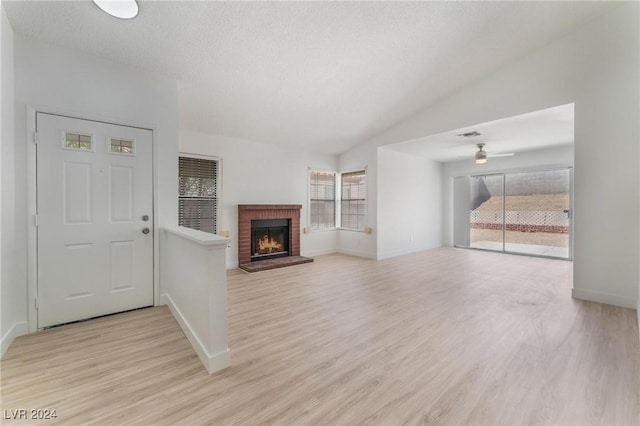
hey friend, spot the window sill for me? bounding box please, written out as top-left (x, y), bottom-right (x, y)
top-left (164, 225), bottom-right (230, 248)
top-left (338, 228), bottom-right (366, 233)
top-left (308, 227), bottom-right (338, 233)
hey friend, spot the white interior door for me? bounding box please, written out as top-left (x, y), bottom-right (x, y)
top-left (36, 113), bottom-right (153, 328)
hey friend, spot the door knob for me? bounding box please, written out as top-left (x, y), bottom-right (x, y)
top-left (142, 215), bottom-right (149, 221)
top-left (142, 228), bottom-right (150, 235)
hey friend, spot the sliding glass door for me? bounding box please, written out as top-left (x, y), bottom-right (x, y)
top-left (454, 168), bottom-right (572, 259)
top-left (469, 174), bottom-right (504, 252)
top-left (504, 169), bottom-right (571, 257)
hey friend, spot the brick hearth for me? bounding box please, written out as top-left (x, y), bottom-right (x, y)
top-left (238, 204), bottom-right (303, 268)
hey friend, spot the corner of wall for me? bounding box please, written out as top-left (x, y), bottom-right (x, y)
top-left (1, 2), bottom-right (29, 357)
top-left (0, 3), bottom-right (5, 356)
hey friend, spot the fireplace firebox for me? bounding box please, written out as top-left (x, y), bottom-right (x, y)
top-left (238, 204), bottom-right (312, 272)
top-left (251, 219), bottom-right (290, 261)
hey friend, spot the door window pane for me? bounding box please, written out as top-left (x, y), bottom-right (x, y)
top-left (110, 138), bottom-right (134, 154)
top-left (64, 132), bottom-right (93, 151)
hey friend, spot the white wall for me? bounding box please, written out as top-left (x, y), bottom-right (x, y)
top-left (339, 4), bottom-right (639, 308)
top-left (179, 130), bottom-right (338, 269)
top-left (1, 4), bottom-right (26, 356)
top-left (12, 36), bottom-right (179, 331)
top-left (442, 144), bottom-right (574, 247)
top-left (377, 147), bottom-right (442, 259)
top-left (160, 227), bottom-right (230, 373)
top-left (15, 36), bottom-right (179, 226)
top-left (0, 4), bottom-right (4, 349)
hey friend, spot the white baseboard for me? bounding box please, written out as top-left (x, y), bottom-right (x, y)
top-left (571, 287), bottom-right (636, 309)
top-left (160, 294), bottom-right (231, 374)
top-left (207, 347), bottom-right (231, 373)
top-left (226, 260), bottom-right (239, 270)
top-left (1, 321), bottom-right (29, 358)
top-left (337, 248), bottom-right (377, 259)
top-left (301, 248), bottom-right (337, 257)
top-left (376, 244), bottom-right (437, 260)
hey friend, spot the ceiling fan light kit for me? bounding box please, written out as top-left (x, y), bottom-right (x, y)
top-left (475, 143), bottom-right (488, 164)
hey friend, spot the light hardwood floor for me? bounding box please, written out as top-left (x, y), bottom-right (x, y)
top-left (1, 248), bottom-right (639, 425)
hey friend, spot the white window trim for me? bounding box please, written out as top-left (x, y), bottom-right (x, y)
top-left (338, 166), bottom-right (367, 232)
top-left (307, 166), bottom-right (368, 233)
top-left (307, 167), bottom-right (338, 232)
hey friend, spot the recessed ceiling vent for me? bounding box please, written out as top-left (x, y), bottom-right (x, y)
top-left (458, 131), bottom-right (482, 138)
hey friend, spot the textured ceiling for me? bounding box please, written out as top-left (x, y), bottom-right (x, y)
top-left (3, 1), bottom-right (614, 155)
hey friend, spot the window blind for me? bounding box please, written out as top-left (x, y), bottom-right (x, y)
top-left (340, 170), bottom-right (366, 230)
top-left (178, 156), bottom-right (218, 234)
top-left (309, 171), bottom-right (336, 230)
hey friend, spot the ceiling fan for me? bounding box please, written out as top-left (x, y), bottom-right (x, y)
top-left (474, 143), bottom-right (514, 164)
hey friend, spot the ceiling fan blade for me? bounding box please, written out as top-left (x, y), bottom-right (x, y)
top-left (454, 151), bottom-right (516, 161)
top-left (487, 152), bottom-right (515, 158)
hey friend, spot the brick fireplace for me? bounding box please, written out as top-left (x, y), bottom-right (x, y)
top-left (238, 204), bottom-right (312, 272)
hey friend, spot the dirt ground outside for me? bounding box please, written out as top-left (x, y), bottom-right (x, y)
top-left (471, 193), bottom-right (570, 248)
top-left (475, 193), bottom-right (569, 211)
top-left (470, 228), bottom-right (569, 247)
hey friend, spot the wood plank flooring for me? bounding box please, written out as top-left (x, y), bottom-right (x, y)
top-left (1, 248), bottom-right (638, 425)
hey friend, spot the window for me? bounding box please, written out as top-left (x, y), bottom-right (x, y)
top-left (309, 170), bottom-right (336, 230)
top-left (307, 168), bottom-right (367, 232)
top-left (110, 138), bottom-right (134, 154)
top-left (64, 132), bottom-right (93, 150)
top-left (178, 156), bottom-right (219, 234)
top-left (340, 170), bottom-right (366, 231)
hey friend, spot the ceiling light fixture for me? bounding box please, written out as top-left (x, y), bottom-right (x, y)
top-left (93, 0), bottom-right (139, 19)
top-left (475, 143), bottom-right (488, 164)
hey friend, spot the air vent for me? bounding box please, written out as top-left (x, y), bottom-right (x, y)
top-left (458, 131), bottom-right (482, 138)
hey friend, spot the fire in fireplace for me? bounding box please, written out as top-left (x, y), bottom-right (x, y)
top-left (251, 219), bottom-right (290, 261)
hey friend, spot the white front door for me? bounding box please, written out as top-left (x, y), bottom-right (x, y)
top-left (36, 113), bottom-right (154, 328)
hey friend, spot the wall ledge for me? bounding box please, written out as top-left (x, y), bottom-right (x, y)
top-left (163, 226), bottom-right (229, 248)
top-left (238, 204), bottom-right (302, 211)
